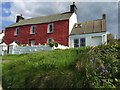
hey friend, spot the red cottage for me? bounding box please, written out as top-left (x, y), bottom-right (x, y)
top-left (4, 2), bottom-right (77, 46)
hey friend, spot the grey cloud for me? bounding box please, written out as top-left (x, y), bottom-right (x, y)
top-left (76, 2), bottom-right (118, 38)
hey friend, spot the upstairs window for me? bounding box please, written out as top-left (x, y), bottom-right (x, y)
top-left (47, 23), bottom-right (54, 33)
top-left (30, 25), bottom-right (36, 34)
top-left (15, 27), bottom-right (19, 36)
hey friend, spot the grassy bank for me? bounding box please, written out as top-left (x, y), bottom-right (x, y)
top-left (2, 44), bottom-right (120, 88)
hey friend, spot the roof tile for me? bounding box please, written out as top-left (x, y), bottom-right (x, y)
top-left (8, 12), bottom-right (73, 28)
top-left (70, 19), bottom-right (106, 35)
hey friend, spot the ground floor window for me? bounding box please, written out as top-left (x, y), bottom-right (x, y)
top-left (80, 38), bottom-right (86, 46)
top-left (14, 40), bottom-right (19, 44)
top-left (74, 39), bottom-right (79, 47)
top-left (29, 39), bottom-right (35, 45)
top-left (47, 38), bottom-right (53, 44)
top-left (74, 38), bottom-right (86, 47)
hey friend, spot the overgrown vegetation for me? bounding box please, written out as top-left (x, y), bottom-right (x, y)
top-left (2, 39), bottom-right (120, 88)
top-left (48, 41), bottom-right (58, 47)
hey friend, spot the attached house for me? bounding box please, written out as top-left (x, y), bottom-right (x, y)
top-left (4, 2), bottom-right (107, 48)
top-left (69, 15), bottom-right (107, 48)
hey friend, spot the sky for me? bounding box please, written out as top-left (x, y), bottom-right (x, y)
top-left (0, 0), bottom-right (119, 38)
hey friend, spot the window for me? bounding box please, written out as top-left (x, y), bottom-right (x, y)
top-left (80, 38), bottom-right (86, 46)
top-left (14, 40), bottom-right (18, 44)
top-left (74, 38), bottom-right (86, 47)
top-left (74, 39), bottom-right (79, 47)
top-left (29, 39), bottom-right (35, 45)
top-left (30, 25), bottom-right (36, 34)
top-left (47, 38), bottom-right (53, 44)
top-left (48, 23), bottom-right (54, 33)
top-left (15, 27), bottom-right (19, 35)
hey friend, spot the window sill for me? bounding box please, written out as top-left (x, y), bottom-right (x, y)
top-left (14, 35), bottom-right (18, 36)
top-left (30, 33), bottom-right (35, 35)
top-left (47, 32), bottom-right (53, 34)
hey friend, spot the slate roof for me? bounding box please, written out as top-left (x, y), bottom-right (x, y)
top-left (70, 19), bottom-right (106, 35)
top-left (8, 12), bottom-right (73, 28)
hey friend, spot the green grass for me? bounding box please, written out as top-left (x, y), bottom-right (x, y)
top-left (2, 45), bottom-right (120, 88)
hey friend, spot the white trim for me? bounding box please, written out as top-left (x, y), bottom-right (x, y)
top-left (73, 38), bottom-right (86, 47)
top-left (15, 27), bottom-right (19, 36)
top-left (30, 25), bottom-right (36, 34)
top-left (70, 32), bottom-right (107, 38)
top-left (47, 23), bottom-right (54, 33)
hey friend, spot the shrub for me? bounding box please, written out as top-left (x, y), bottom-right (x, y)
top-left (49, 42), bottom-right (54, 47)
top-left (54, 42), bottom-right (58, 47)
top-left (2, 42), bottom-right (120, 88)
top-left (48, 41), bottom-right (58, 47)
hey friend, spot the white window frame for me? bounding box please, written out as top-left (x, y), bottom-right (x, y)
top-left (30, 25), bottom-right (36, 34)
top-left (47, 38), bottom-right (53, 44)
top-left (73, 38), bottom-right (86, 47)
top-left (74, 39), bottom-right (79, 47)
top-left (15, 27), bottom-right (19, 36)
top-left (80, 38), bottom-right (86, 47)
top-left (47, 23), bottom-right (54, 33)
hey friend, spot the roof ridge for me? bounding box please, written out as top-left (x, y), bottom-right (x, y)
top-left (77, 18), bottom-right (104, 24)
top-left (19, 11), bottom-right (73, 22)
top-left (7, 12), bottom-right (73, 28)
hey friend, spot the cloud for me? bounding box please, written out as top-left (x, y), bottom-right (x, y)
top-left (1, 0), bottom-right (119, 2)
top-left (2, 2), bottom-right (70, 22)
top-left (76, 2), bottom-right (118, 37)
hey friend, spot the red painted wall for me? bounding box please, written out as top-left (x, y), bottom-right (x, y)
top-left (4, 19), bottom-right (69, 46)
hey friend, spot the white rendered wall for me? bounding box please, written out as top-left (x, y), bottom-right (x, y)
top-left (69, 12), bottom-right (77, 35)
top-left (0, 33), bottom-right (4, 43)
top-left (8, 45), bottom-right (53, 54)
top-left (7, 43), bottom-right (69, 55)
top-left (0, 44), bottom-right (7, 56)
top-left (69, 32), bottom-right (108, 48)
top-left (91, 36), bottom-right (102, 46)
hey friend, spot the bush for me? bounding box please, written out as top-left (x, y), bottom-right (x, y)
top-left (49, 41), bottom-right (58, 47)
top-left (2, 43), bottom-right (120, 88)
top-left (49, 42), bottom-right (54, 47)
top-left (54, 42), bottom-right (58, 47)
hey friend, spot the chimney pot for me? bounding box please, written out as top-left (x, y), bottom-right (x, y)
top-left (70, 2), bottom-right (77, 13)
top-left (16, 14), bottom-right (24, 23)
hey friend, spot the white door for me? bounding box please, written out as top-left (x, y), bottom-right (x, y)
top-left (92, 36), bottom-right (102, 46)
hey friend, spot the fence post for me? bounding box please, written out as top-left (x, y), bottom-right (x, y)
top-left (0, 43), bottom-right (7, 56)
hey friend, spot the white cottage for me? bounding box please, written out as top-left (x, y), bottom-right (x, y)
top-left (69, 14), bottom-right (108, 48)
top-left (0, 31), bottom-right (4, 44)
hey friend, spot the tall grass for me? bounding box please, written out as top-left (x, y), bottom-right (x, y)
top-left (2, 45), bottom-right (120, 88)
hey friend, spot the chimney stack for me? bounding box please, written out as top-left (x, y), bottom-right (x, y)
top-left (70, 2), bottom-right (77, 13)
top-left (102, 14), bottom-right (106, 19)
top-left (16, 14), bottom-right (24, 23)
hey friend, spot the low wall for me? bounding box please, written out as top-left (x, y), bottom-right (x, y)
top-left (9, 45), bottom-right (53, 54)
top-left (0, 42), bottom-right (69, 55)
